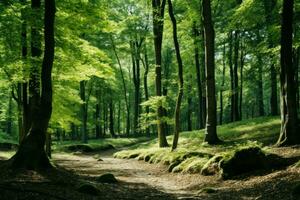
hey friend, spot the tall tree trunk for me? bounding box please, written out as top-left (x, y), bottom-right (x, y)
top-left (257, 55), bottom-right (265, 116)
top-left (202, 0), bottom-right (220, 144)
top-left (233, 31), bottom-right (240, 121)
top-left (12, 0), bottom-right (55, 169)
top-left (27, 0), bottom-right (42, 135)
top-left (220, 43), bottom-right (226, 125)
top-left (109, 35), bottom-right (130, 136)
top-left (228, 32), bottom-right (234, 122)
top-left (109, 98), bottom-right (115, 138)
top-left (152, 0), bottom-right (168, 147)
top-left (264, 0), bottom-right (279, 116)
top-left (239, 40), bottom-right (244, 119)
top-left (277, 0), bottom-right (299, 146)
top-left (168, 0), bottom-right (184, 150)
top-left (143, 42), bottom-right (151, 137)
top-left (80, 81), bottom-right (88, 143)
top-left (193, 22), bottom-right (204, 129)
top-left (6, 93), bottom-right (13, 135)
top-left (200, 30), bottom-right (207, 127)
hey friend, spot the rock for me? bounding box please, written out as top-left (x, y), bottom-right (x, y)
top-left (77, 183), bottom-right (99, 196)
top-left (220, 146), bottom-right (267, 179)
top-left (96, 173), bottom-right (118, 183)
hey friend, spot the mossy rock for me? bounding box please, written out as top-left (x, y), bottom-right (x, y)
top-left (77, 183), bottom-right (100, 195)
top-left (292, 183), bottom-right (300, 199)
top-left (220, 146), bottom-right (267, 179)
top-left (201, 155), bottom-right (223, 176)
top-left (66, 144), bottom-right (94, 153)
top-left (96, 173), bottom-right (118, 183)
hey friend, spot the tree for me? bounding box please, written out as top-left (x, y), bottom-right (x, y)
top-left (277, 0), bottom-right (299, 146)
top-left (202, 0), bottom-right (220, 144)
top-left (11, 0), bottom-right (56, 169)
top-left (152, 0), bottom-right (168, 147)
top-left (167, 0), bottom-right (184, 151)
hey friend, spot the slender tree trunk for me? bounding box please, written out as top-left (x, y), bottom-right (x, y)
top-left (202, 0), bottom-right (220, 144)
top-left (264, 0), bottom-right (279, 116)
top-left (193, 22), bottom-right (204, 129)
top-left (200, 30), bottom-right (207, 127)
top-left (152, 0), bottom-right (168, 147)
top-left (12, 0), bottom-right (55, 169)
top-left (109, 98), bottom-right (115, 138)
top-left (220, 43), bottom-right (226, 125)
top-left (168, 0), bottom-right (184, 150)
top-left (228, 32), bottom-right (234, 122)
top-left (109, 35), bottom-right (130, 136)
top-left (257, 55), bottom-right (265, 116)
top-left (233, 31), bottom-right (240, 121)
top-left (277, 0), bottom-right (299, 146)
top-left (239, 41), bottom-right (244, 119)
top-left (80, 81), bottom-right (88, 143)
top-left (143, 42), bottom-right (151, 137)
top-left (6, 93), bottom-right (13, 135)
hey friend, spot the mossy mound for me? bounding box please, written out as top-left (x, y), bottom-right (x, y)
top-left (77, 183), bottom-right (100, 195)
top-left (220, 146), bottom-right (267, 179)
top-left (96, 173), bottom-right (118, 183)
top-left (66, 144), bottom-right (94, 153)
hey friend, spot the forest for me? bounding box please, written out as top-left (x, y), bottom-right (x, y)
top-left (0, 0), bottom-right (299, 199)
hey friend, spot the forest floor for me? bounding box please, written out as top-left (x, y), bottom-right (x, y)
top-left (0, 146), bottom-right (299, 200)
top-left (0, 117), bottom-right (300, 199)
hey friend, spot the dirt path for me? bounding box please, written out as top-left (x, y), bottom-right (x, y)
top-left (52, 150), bottom-right (209, 199)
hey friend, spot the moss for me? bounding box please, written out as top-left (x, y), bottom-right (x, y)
top-left (201, 155), bottom-right (223, 176)
top-left (172, 157), bottom-right (198, 173)
top-left (77, 183), bottom-right (99, 195)
top-left (220, 146), bottom-right (267, 179)
top-left (293, 160), bottom-right (300, 168)
top-left (183, 157), bottom-right (209, 173)
top-left (96, 173), bottom-right (118, 183)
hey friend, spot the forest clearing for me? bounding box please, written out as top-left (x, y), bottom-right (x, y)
top-left (0, 0), bottom-right (300, 199)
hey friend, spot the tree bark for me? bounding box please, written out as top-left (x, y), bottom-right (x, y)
top-left (168, 0), bottom-right (184, 151)
top-left (202, 0), bottom-right (220, 144)
top-left (80, 81), bottom-right (88, 143)
top-left (12, 0), bottom-right (55, 169)
top-left (152, 0), bottom-right (168, 147)
top-left (263, 0), bottom-right (279, 116)
top-left (277, 0), bottom-right (299, 146)
top-left (193, 22), bottom-right (204, 129)
top-left (220, 43), bottom-right (226, 125)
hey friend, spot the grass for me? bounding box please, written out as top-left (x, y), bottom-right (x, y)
top-left (114, 116), bottom-right (282, 176)
top-left (54, 137), bottom-right (151, 152)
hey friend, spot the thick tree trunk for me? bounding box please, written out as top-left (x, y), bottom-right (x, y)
top-left (168, 0), bottom-right (184, 151)
top-left (12, 0), bottom-right (55, 169)
top-left (202, 0), bottom-right (220, 144)
top-left (152, 0), bottom-right (168, 147)
top-left (277, 0), bottom-right (299, 146)
top-left (193, 22), bottom-right (204, 129)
